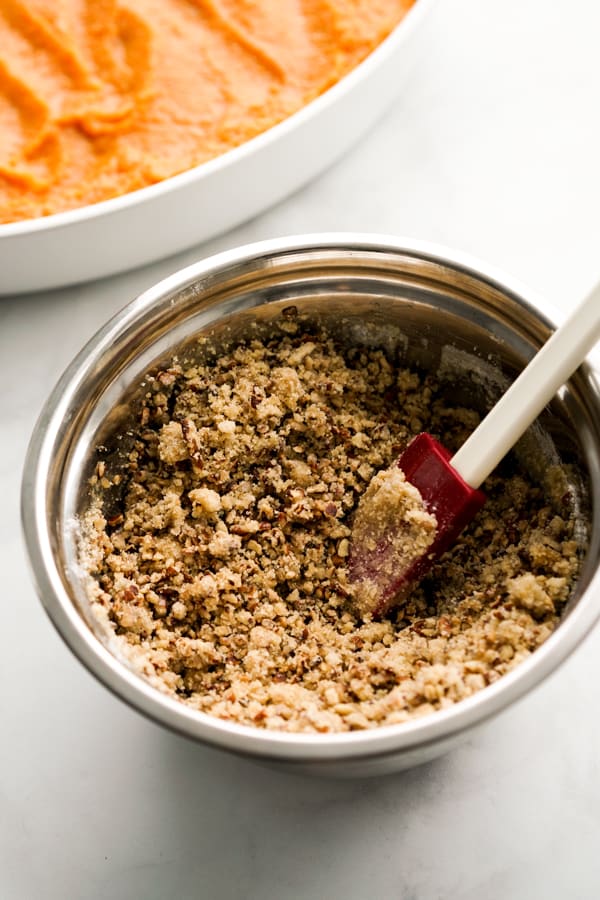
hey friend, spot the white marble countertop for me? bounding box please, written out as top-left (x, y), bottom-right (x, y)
top-left (3, 0), bottom-right (600, 897)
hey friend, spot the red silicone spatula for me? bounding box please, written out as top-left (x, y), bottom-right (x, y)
top-left (348, 283), bottom-right (600, 617)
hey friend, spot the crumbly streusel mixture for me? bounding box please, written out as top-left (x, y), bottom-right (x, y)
top-left (80, 317), bottom-right (583, 733)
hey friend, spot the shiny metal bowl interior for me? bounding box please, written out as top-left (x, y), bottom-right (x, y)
top-left (22, 236), bottom-right (600, 776)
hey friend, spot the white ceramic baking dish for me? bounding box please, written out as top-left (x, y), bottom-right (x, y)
top-left (0, 1), bottom-right (436, 296)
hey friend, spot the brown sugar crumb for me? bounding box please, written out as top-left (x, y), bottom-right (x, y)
top-left (79, 320), bottom-right (585, 733)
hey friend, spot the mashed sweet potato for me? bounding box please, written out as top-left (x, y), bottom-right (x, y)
top-left (0, 0), bottom-right (415, 223)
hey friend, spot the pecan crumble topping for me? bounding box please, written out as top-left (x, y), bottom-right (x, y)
top-left (80, 318), bottom-right (583, 733)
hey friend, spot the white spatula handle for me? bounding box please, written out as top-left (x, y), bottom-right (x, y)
top-left (450, 282), bottom-right (600, 489)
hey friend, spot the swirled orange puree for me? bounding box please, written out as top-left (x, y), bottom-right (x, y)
top-left (0, 0), bottom-right (415, 223)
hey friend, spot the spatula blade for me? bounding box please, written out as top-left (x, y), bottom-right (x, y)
top-left (348, 433), bottom-right (486, 617)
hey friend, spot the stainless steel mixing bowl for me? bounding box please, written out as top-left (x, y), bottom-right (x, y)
top-left (21, 235), bottom-right (600, 777)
